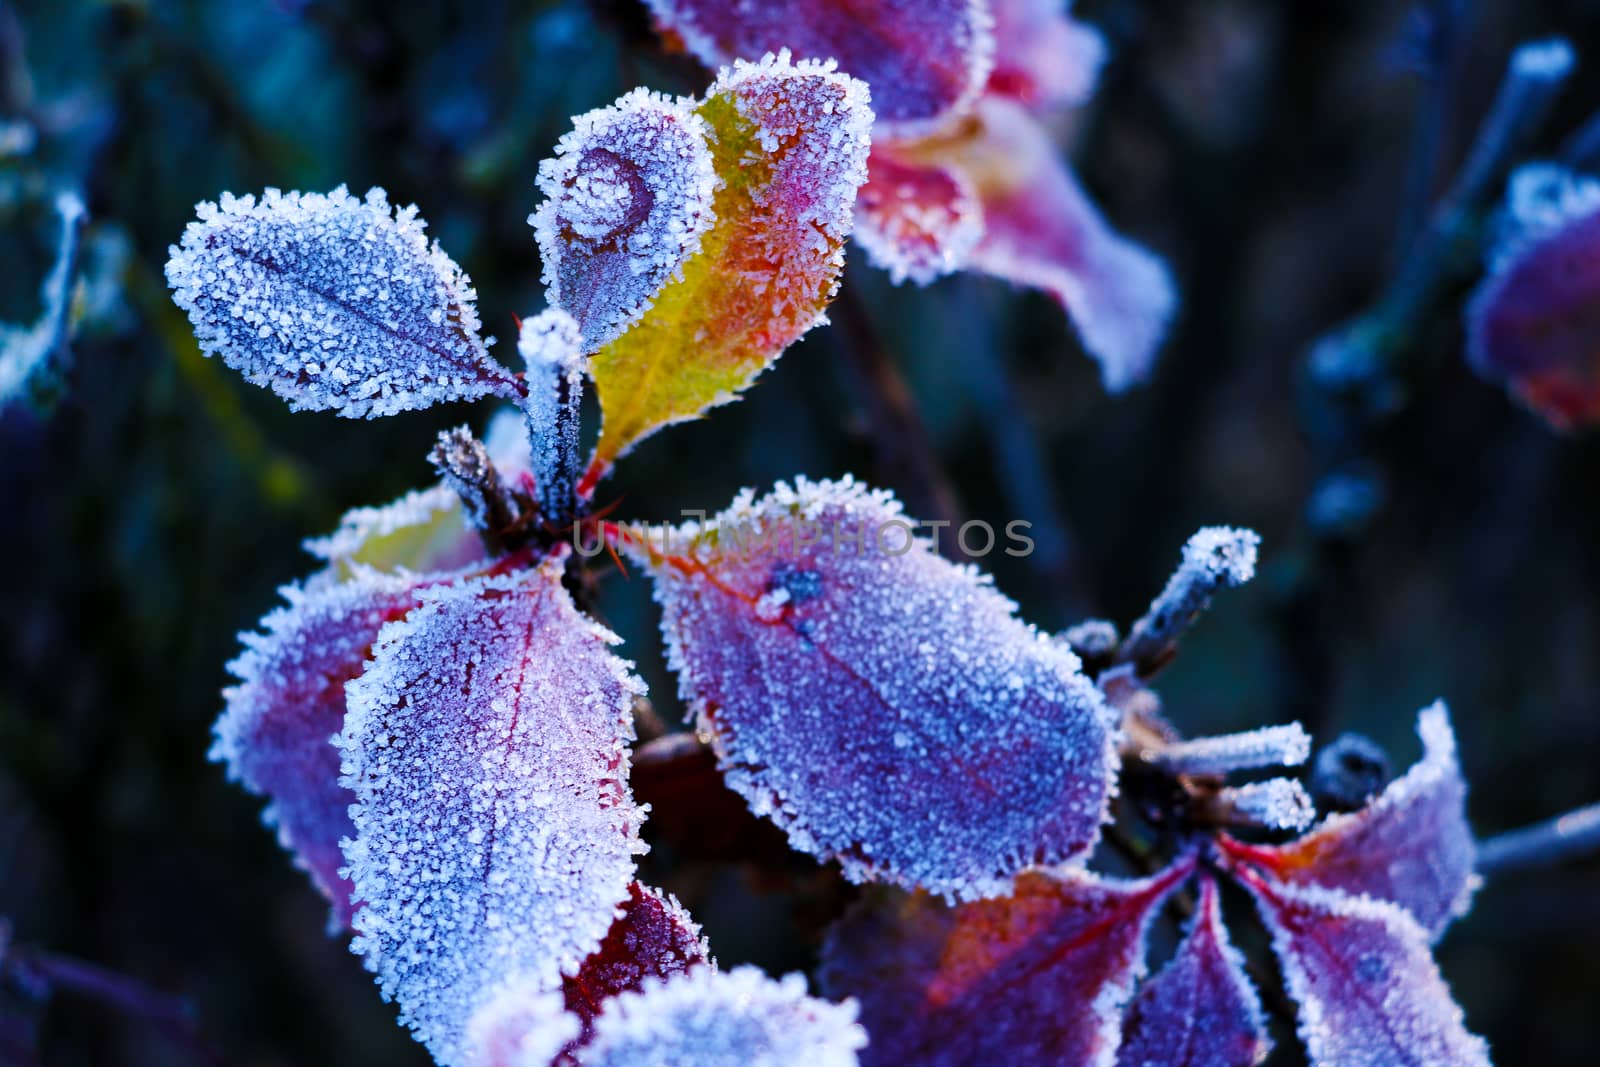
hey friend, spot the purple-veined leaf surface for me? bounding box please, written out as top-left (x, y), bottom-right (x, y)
top-left (633, 476), bottom-right (1117, 900)
top-left (166, 186), bottom-right (520, 417)
top-left (1223, 702), bottom-right (1477, 939)
top-left (820, 857), bottom-right (1195, 1066)
top-left (338, 558), bottom-right (645, 1066)
top-left (645, 0), bottom-right (992, 138)
top-left (1232, 863), bottom-right (1491, 1067)
top-left (1115, 875), bottom-right (1270, 1067)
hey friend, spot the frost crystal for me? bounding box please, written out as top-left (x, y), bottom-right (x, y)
top-left (1115, 876), bottom-right (1271, 1067)
top-left (561, 882), bottom-right (710, 1049)
top-left (532, 90), bottom-right (717, 351)
top-left (467, 985), bottom-right (581, 1067)
top-left (1219, 778), bottom-right (1316, 832)
top-left (821, 858), bottom-right (1194, 1066)
top-left (212, 567), bottom-right (433, 928)
top-left (582, 966), bottom-right (866, 1067)
top-left (1234, 702), bottom-right (1478, 939)
top-left (854, 152), bottom-right (983, 285)
top-left (645, 0), bottom-right (994, 137)
top-left (1121, 525), bottom-right (1260, 667)
top-left (338, 560), bottom-right (646, 1066)
top-left (304, 484), bottom-right (486, 579)
top-left (1151, 722), bottom-right (1311, 777)
top-left (166, 186), bottom-right (520, 417)
top-left (518, 310), bottom-right (586, 523)
top-left (1235, 869), bottom-right (1492, 1067)
top-left (637, 476), bottom-right (1118, 901)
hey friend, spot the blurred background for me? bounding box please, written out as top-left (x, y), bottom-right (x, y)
top-left (2, 0), bottom-right (1599, 1063)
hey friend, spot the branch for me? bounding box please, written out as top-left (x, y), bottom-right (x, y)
top-left (1115, 527), bottom-right (1260, 675)
top-left (1477, 801), bottom-right (1600, 876)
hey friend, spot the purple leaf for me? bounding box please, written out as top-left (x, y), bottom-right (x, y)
top-left (820, 858), bottom-right (1195, 1066)
top-left (166, 186), bottom-right (521, 417)
top-left (644, 0), bottom-right (993, 137)
top-left (338, 558), bottom-right (646, 1065)
top-left (1232, 864), bottom-right (1491, 1067)
top-left (212, 568), bottom-right (433, 928)
top-left (1116, 876), bottom-right (1271, 1067)
top-left (582, 966), bottom-right (866, 1067)
top-left (854, 149), bottom-right (983, 285)
top-left (986, 0), bottom-right (1107, 110)
top-left (633, 476), bottom-right (1118, 900)
top-left (531, 90), bottom-right (718, 351)
top-left (1224, 702), bottom-right (1477, 939)
top-left (1466, 162), bottom-right (1600, 429)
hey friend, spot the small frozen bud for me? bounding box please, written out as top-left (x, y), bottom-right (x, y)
top-left (1310, 732), bottom-right (1393, 813)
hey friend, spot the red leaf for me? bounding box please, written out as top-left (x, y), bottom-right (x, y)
top-left (338, 558), bottom-right (646, 1065)
top-left (560, 882), bottom-right (709, 1054)
top-left (820, 858), bottom-right (1195, 1066)
top-left (1231, 864), bottom-right (1490, 1067)
top-left (1115, 876), bottom-right (1271, 1067)
top-left (212, 568), bottom-right (431, 928)
top-left (635, 477), bottom-right (1118, 901)
top-left (1221, 702), bottom-right (1477, 940)
top-left (644, 0), bottom-right (993, 138)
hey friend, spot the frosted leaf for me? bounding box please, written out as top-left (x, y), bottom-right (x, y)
top-left (338, 559), bottom-right (646, 1066)
top-left (532, 91), bottom-right (717, 351)
top-left (0, 191), bottom-right (86, 412)
top-left (166, 186), bottom-right (520, 417)
top-left (467, 985), bottom-right (581, 1067)
top-left (1116, 876), bottom-right (1271, 1067)
top-left (562, 882), bottom-right (710, 1050)
top-left (582, 966), bottom-right (866, 1067)
top-left (1151, 723), bottom-right (1311, 777)
top-left (583, 52), bottom-right (873, 470)
top-left (1466, 162), bottom-right (1600, 429)
top-left (1217, 779), bottom-right (1316, 833)
top-left (646, 0), bottom-right (994, 138)
top-left (305, 485), bottom-right (486, 581)
top-left (1233, 867), bottom-right (1491, 1067)
top-left (1224, 702), bottom-right (1477, 939)
top-left (1120, 525), bottom-right (1260, 668)
top-left (854, 150), bottom-right (983, 285)
top-left (987, 0), bottom-right (1107, 110)
top-left (634, 475), bottom-right (1118, 900)
top-left (212, 568), bottom-right (435, 928)
top-left (820, 858), bottom-right (1195, 1066)
top-left (940, 97), bottom-right (1177, 391)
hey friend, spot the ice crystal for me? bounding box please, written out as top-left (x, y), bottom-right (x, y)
top-left (338, 560), bottom-right (646, 1066)
top-left (467, 985), bottom-right (581, 1067)
top-left (636, 475), bottom-right (1117, 900)
top-left (166, 186), bottom-right (520, 417)
top-left (212, 567), bottom-right (433, 928)
top-left (1219, 778), bottom-right (1316, 832)
top-left (518, 309), bottom-right (586, 523)
top-left (645, 0), bottom-right (993, 137)
top-left (821, 858), bottom-right (1194, 1066)
top-left (1121, 525), bottom-right (1260, 665)
top-left (986, 0), bottom-right (1107, 110)
top-left (1233, 702), bottom-right (1477, 939)
top-left (1115, 876), bottom-right (1270, 1067)
top-left (1151, 723), bottom-right (1311, 777)
top-left (1235, 868), bottom-right (1492, 1067)
top-left (532, 91), bottom-right (717, 351)
top-left (582, 966), bottom-right (866, 1067)
top-left (854, 152), bottom-right (983, 285)
top-left (1466, 162), bottom-right (1600, 428)
top-left (583, 52), bottom-right (873, 469)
